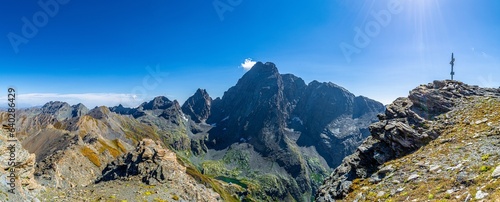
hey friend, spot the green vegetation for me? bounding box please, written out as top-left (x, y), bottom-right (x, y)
top-left (201, 160), bottom-right (241, 177)
top-left (428, 193), bottom-right (435, 199)
top-left (480, 165), bottom-right (491, 172)
top-left (222, 148), bottom-right (250, 169)
top-left (185, 166), bottom-right (238, 202)
top-left (175, 152), bottom-right (238, 202)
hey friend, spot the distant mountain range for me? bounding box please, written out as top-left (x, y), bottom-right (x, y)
top-left (0, 62), bottom-right (384, 201)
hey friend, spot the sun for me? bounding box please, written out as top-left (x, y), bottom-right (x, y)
top-left (400, 0), bottom-right (446, 50)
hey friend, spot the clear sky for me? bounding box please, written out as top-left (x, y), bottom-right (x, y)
top-left (1, 0), bottom-right (499, 108)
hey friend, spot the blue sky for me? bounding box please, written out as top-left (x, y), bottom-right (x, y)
top-left (1, 0), bottom-right (499, 108)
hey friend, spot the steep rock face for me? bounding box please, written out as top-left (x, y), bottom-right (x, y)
top-left (182, 89), bottom-right (212, 123)
top-left (205, 62), bottom-right (384, 201)
top-left (316, 80), bottom-right (500, 201)
top-left (293, 81), bottom-right (384, 168)
top-left (0, 130), bottom-right (42, 201)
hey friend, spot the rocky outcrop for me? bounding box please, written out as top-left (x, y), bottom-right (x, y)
top-left (316, 80), bottom-right (500, 201)
top-left (182, 89), bottom-right (212, 123)
top-left (97, 139), bottom-right (221, 201)
top-left (0, 130), bottom-right (43, 201)
top-left (98, 139), bottom-right (179, 184)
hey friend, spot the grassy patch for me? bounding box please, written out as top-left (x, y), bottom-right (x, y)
top-left (480, 165), bottom-right (491, 172)
top-left (80, 146), bottom-right (101, 167)
top-left (98, 139), bottom-right (122, 158)
top-left (185, 166), bottom-right (238, 202)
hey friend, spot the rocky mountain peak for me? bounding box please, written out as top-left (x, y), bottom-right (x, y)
top-left (71, 103), bottom-right (89, 117)
top-left (88, 106), bottom-right (112, 120)
top-left (203, 62), bottom-right (384, 201)
top-left (182, 88), bottom-right (212, 123)
top-left (39, 101), bottom-right (90, 121)
top-left (140, 96), bottom-right (173, 110)
top-left (41, 101), bottom-right (71, 112)
top-left (41, 101), bottom-right (72, 121)
top-left (241, 61), bottom-right (280, 81)
top-left (316, 80), bottom-right (500, 201)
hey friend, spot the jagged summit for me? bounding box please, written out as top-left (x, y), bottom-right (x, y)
top-left (181, 88), bottom-right (212, 123)
top-left (316, 80), bottom-right (500, 201)
top-left (39, 101), bottom-right (89, 121)
top-left (139, 96), bottom-right (174, 110)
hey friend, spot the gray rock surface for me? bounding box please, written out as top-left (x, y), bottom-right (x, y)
top-left (316, 80), bottom-right (500, 201)
top-left (182, 89), bottom-right (212, 123)
top-left (98, 139), bottom-right (186, 184)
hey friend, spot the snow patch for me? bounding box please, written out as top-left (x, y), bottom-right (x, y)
top-left (292, 117), bottom-right (303, 125)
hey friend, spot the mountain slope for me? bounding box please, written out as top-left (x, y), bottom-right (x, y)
top-left (316, 80), bottom-right (500, 201)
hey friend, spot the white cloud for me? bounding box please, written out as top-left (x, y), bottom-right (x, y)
top-left (0, 93), bottom-right (147, 108)
top-left (241, 58), bottom-right (257, 71)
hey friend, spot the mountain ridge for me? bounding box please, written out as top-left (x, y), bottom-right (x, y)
top-left (1, 61), bottom-right (384, 201)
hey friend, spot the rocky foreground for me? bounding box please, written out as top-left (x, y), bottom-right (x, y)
top-left (316, 80), bottom-right (500, 201)
top-left (46, 139), bottom-right (221, 202)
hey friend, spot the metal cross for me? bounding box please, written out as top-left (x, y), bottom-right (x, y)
top-left (450, 53), bottom-right (455, 81)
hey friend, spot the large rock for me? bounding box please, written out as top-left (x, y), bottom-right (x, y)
top-left (98, 139), bottom-right (180, 185)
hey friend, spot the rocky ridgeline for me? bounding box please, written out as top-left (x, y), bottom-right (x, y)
top-left (316, 80), bottom-right (500, 201)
